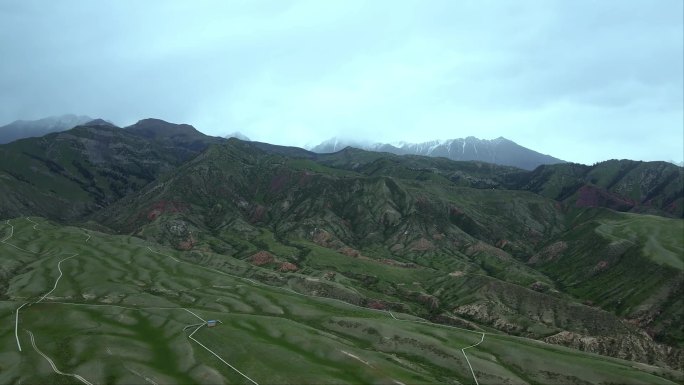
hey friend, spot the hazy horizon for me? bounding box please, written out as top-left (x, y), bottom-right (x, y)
top-left (1, 0), bottom-right (682, 164)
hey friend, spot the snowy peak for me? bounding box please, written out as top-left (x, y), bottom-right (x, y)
top-left (310, 137), bottom-right (368, 153)
top-left (311, 136), bottom-right (564, 170)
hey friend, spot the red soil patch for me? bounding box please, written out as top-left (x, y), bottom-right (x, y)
top-left (339, 246), bottom-right (361, 258)
top-left (279, 262), bottom-right (298, 272)
top-left (312, 229), bottom-right (335, 247)
top-left (269, 174), bottom-right (290, 194)
top-left (380, 259), bottom-right (417, 268)
top-left (367, 301), bottom-right (387, 310)
top-left (249, 251), bottom-right (275, 266)
top-left (147, 201), bottom-right (188, 221)
top-left (575, 185), bottom-right (635, 211)
top-left (177, 234), bottom-right (196, 251)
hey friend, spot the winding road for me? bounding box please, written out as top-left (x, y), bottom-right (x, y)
top-left (36, 254), bottom-right (78, 303)
top-left (14, 254), bottom-right (79, 352)
top-left (26, 330), bottom-right (94, 385)
top-left (462, 333), bottom-right (485, 385)
top-left (25, 217), bottom-right (39, 230)
top-left (14, 303), bottom-right (27, 351)
top-left (5, 217), bottom-right (485, 384)
top-left (186, 321), bottom-right (260, 385)
top-left (81, 228), bottom-right (91, 242)
top-left (147, 244), bottom-right (487, 384)
top-left (2, 219), bottom-right (36, 253)
top-left (1, 219), bottom-right (13, 242)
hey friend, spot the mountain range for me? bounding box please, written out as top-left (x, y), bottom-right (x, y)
top-left (0, 117), bottom-right (682, 384)
top-left (311, 136), bottom-right (565, 170)
top-left (2, 116), bottom-right (562, 170)
top-left (0, 114), bottom-right (94, 144)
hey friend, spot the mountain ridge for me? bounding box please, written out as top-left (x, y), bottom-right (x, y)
top-left (0, 119), bottom-right (682, 374)
top-left (0, 114), bottom-right (94, 144)
top-left (311, 136), bottom-right (565, 170)
top-left (90, 138), bottom-right (682, 368)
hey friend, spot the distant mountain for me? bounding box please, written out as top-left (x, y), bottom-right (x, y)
top-left (310, 137), bottom-right (366, 153)
top-left (225, 131), bottom-right (251, 141)
top-left (311, 136), bottom-right (565, 170)
top-left (0, 124), bottom-right (682, 371)
top-left (93, 139), bottom-right (683, 369)
top-left (0, 114), bottom-right (94, 144)
top-left (0, 118), bottom-right (224, 220)
top-left (505, 159), bottom-right (684, 217)
top-left (125, 118), bottom-right (225, 161)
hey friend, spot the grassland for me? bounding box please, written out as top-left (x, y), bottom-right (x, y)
top-left (1, 217), bottom-right (681, 384)
top-left (596, 213), bottom-right (684, 270)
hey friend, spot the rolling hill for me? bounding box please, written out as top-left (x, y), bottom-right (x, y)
top-left (1, 217), bottom-right (681, 384)
top-left (0, 121), bottom-right (682, 383)
top-left (92, 139), bottom-right (683, 369)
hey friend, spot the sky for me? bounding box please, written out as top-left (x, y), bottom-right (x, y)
top-left (0, 0), bottom-right (682, 165)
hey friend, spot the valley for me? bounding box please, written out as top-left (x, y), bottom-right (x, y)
top-left (2, 1), bottom-right (682, 382)
top-left (0, 119), bottom-right (682, 384)
top-left (2, 217), bottom-right (681, 384)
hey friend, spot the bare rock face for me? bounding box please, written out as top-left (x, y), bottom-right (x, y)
top-left (167, 219), bottom-right (188, 236)
top-left (543, 331), bottom-right (683, 370)
top-left (165, 219), bottom-right (196, 250)
top-left (409, 237), bottom-right (434, 251)
top-left (453, 303), bottom-right (521, 334)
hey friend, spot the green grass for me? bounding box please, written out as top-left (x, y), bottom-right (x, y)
top-left (0, 217), bottom-right (681, 384)
top-left (596, 213), bottom-right (684, 270)
top-left (297, 241), bottom-right (432, 285)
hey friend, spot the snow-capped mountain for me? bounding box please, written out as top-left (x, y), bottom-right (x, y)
top-left (311, 136), bottom-right (565, 170)
top-left (0, 114), bottom-right (94, 144)
top-left (310, 137), bottom-right (367, 153)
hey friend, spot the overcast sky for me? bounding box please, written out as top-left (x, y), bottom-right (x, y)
top-left (1, 0), bottom-right (682, 164)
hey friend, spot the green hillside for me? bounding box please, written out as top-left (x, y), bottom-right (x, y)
top-left (0, 119), bottom-right (223, 220)
top-left (0, 130), bottom-right (682, 382)
top-left (89, 140), bottom-right (683, 369)
top-left (507, 160), bottom-right (684, 217)
top-left (2, 218), bottom-right (681, 384)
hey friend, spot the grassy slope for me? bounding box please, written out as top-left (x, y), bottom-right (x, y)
top-left (1, 217), bottom-right (681, 384)
top-left (508, 160), bottom-right (684, 218)
top-left (0, 121), bottom-right (225, 221)
top-left (531, 209), bottom-right (684, 349)
top-left (596, 213), bottom-right (683, 270)
top-left (91, 141), bottom-right (682, 367)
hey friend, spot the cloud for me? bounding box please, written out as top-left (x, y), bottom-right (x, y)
top-left (0, 0), bottom-right (681, 164)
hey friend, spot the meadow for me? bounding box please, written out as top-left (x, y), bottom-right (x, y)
top-left (1, 217), bottom-right (681, 384)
